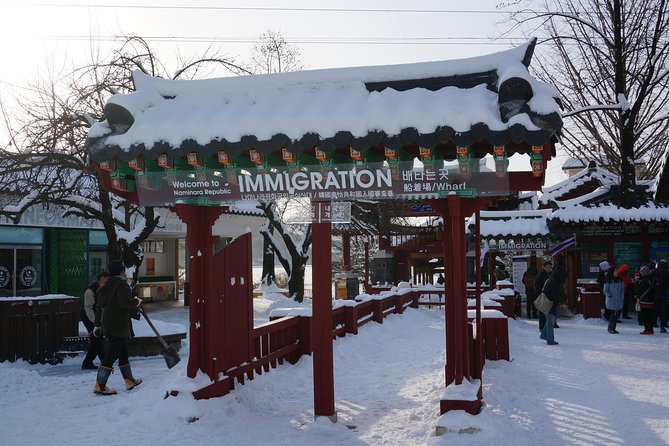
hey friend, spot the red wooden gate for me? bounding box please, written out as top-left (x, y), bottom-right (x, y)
top-left (196, 232), bottom-right (253, 381)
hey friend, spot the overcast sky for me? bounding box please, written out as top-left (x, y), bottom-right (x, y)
top-left (0, 0), bottom-right (569, 184)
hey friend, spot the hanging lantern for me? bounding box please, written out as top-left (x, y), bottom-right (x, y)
top-left (128, 156), bottom-right (144, 171)
top-left (419, 147), bottom-right (432, 160)
top-left (110, 171), bottom-right (135, 192)
top-left (456, 146), bottom-right (470, 160)
top-left (281, 148), bottom-right (295, 163)
top-left (350, 147), bottom-right (363, 161)
top-left (315, 147), bottom-right (328, 162)
top-left (385, 147), bottom-right (397, 160)
top-left (249, 149), bottom-right (264, 165)
top-left (157, 153), bottom-right (173, 169)
top-left (98, 160), bottom-right (116, 172)
top-left (493, 146), bottom-right (506, 162)
top-left (187, 152), bottom-right (203, 167)
top-left (217, 151), bottom-right (233, 166)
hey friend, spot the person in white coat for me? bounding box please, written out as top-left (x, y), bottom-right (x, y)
top-left (604, 267), bottom-right (625, 334)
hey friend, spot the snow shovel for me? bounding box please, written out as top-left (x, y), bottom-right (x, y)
top-left (138, 305), bottom-right (181, 369)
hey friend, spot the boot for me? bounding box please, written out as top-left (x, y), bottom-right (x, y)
top-left (94, 366), bottom-right (117, 395)
top-left (120, 363), bottom-right (143, 390)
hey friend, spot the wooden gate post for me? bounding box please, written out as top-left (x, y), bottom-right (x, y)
top-left (312, 201), bottom-right (336, 419)
top-left (173, 204), bottom-right (226, 378)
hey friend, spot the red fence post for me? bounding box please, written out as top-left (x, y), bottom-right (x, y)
top-left (311, 207), bottom-right (336, 418)
top-left (344, 306), bottom-right (359, 335)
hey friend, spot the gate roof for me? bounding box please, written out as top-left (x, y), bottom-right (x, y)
top-left (87, 38), bottom-right (562, 202)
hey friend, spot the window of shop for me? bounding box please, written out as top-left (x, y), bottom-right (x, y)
top-left (0, 227), bottom-right (44, 297)
top-left (580, 243), bottom-right (608, 279)
top-left (0, 247), bottom-right (43, 297)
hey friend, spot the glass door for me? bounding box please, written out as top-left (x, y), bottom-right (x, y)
top-left (0, 247), bottom-right (43, 297)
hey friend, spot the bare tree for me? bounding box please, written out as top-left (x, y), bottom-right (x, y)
top-left (247, 30), bottom-right (304, 74)
top-left (0, 36), bottom-right (246, 284)
top-left (506, 0), bottom-right (669, 205)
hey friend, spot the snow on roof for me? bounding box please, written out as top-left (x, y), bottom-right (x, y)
top-left (550, 200), bottom-right (669, 223)
top-left (467, 209), bottom-right (552, 236)
top-left (88, 40), bottom-right (562, 161)
top-left (539, 163), bottom-right (619, 205)
top-left (562, 156), bottom-right (643, 170)
top-left (467, 162), bottom-right (669, 237)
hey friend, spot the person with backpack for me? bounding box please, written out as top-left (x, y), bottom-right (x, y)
top-left (80, 271), bottom-right (109, 370)
top-left (92, 260), bottom-right (143, 395)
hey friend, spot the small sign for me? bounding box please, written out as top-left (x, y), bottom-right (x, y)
top-left (311, 201), bottom-right (352, 223)
top-left (0, 266), bottom-right (9, 288)
top-left (19, 266), bottom-right (37, 287)
top-left (249, 149), bottom-right (263, 165)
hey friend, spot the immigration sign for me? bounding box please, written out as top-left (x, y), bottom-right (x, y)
top-left (135, 162), bottom-right (510, 206)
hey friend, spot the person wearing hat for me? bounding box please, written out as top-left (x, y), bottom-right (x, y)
top-left (635, 266), bottom-right (655, 334)
top-left (92, 260), bottom-right (143, 395)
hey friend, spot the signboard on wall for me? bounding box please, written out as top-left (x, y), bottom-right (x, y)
top-left (650, 241), bottom-right (669, 263)
top-left (614, 242), bottom-right (642, 270)
top-left (512, 256), bottom-right (528, 295)
top-left (577, 224), bottom-right (641, 237)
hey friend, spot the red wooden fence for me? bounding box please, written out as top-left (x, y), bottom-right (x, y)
top-left (191, 291), bottom-right (420, 399)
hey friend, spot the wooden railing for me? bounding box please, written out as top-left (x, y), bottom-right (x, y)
top-left (193, 291), bottom-right (419, 399)
top-left (191, 288), bottom-right (510, 400)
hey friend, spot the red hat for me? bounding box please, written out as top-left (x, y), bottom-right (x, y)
top-left (617, 264), bottom-right (629, 273)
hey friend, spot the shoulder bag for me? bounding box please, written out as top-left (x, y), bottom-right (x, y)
top-left (534, 292), bottom-right (553, 314)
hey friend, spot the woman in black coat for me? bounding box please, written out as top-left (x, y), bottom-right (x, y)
top-left (540, 264), bottom-right (567, 345)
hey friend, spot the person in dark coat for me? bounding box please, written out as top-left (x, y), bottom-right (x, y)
top-left (92, 260), bottom-right (143, 395)
top-left (80, 271), bottom-right (109, 370)
top-left (597, 261), bottom-right (611, 320)
top-left (650, 259), bottom-right (669, 332)
top-left (540, 264), bottom-right (567, 345)
top-left (522, 265), bottom-right (539, 319)
top-left (533, 260), bottom-right (553, 331)
top-left (618, 264), bottom-right (633, 319)
top-left (635, 266), bottom-right (655, 334)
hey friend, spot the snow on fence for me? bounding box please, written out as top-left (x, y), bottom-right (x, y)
top-left (190, 288), bottom-right (509, 400)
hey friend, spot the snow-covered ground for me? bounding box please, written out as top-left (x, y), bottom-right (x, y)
top-left (1, 294), bottom-right (668, 446)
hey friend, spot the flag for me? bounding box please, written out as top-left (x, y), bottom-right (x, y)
top-left (551, 235), bottom-right (576, 257)
top-left (480, 239), bottom-right (489, 267)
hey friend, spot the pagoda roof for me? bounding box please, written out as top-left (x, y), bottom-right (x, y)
top-left (88, 39), bottom-right (561, 164)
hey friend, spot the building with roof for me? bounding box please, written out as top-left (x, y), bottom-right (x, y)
top-left (471, 160), bottom-right (669, 311)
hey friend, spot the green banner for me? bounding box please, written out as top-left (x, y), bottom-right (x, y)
top-left (135, 162), bottom-right (510, 206)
